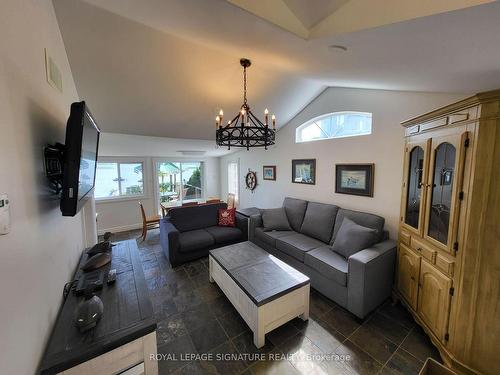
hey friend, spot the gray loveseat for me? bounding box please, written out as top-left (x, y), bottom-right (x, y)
top-left (249, 197), bottom-right (396, 319)
top-left (160, 203), bottom-right (247, 266)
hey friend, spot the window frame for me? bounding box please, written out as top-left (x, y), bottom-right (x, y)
top-left (227, 159), bottom-right (240, 204)
top-left (295, 111), bottom-right (373, 143)
top-left (94, 157), bottom-right (147, 203)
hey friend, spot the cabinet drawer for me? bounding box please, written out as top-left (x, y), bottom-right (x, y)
top-left (399, 230), bottom-right (411, 247)
top-left (435, 254), bottom-right (455, 277)
top-left (411, 237), bottom-right (436, 264)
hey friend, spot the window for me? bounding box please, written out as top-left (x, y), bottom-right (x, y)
top-left (156, 161), bottom-right (204, 204)
top-left (95, 162), bottom-right (144, 199)
top-left (227, 161), bottom-right (239, 203)
top-left (296, 112), bottom-right (372, 143)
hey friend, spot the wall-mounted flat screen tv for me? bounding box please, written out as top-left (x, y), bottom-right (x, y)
top-left (60, 101), bottom-right (100, 216)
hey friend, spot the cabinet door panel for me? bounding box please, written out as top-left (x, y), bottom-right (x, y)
top-left (401, 139), bottom-right (431, 235)
top-left (417, 261), bottom-right (452, 342)
top-left (424, 132), bottom-right (468, 253)
top-left (397, 244), bottom-right (421, 310)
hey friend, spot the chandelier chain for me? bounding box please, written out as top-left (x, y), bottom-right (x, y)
top-left (243, 66), bottom-right (247, 105)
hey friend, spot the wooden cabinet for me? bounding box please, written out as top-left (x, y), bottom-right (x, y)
top-left (417, 261), bottom-right (452, 342)
top-left (396, 90), bottom-right (500, 375)
top-left (397, 244), bottom-right (420, 310)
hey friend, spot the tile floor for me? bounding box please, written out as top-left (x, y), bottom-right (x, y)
top-left (108, 229), bottom-right (441, 375)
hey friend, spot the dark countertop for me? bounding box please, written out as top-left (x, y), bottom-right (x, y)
top-left (39, 240), bottom-right (156, 375)
top-left (210, 241), bottom-right (309, 307)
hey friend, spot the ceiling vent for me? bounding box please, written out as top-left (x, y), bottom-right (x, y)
top-left (177, 150), bottom-right (207, 156)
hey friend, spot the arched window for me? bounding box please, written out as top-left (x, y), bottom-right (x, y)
top-left (296, 112), bottom-right (372, 143)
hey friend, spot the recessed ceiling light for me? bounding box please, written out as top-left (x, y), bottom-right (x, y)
top-left (329, 45), bottom-right (348, 51)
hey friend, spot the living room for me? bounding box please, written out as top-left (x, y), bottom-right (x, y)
top-left (1, 1), bottom-right (499, 375)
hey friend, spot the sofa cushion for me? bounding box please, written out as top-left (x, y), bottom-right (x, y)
top-left (283, 197), bottom-right (308, 232)
top-left (262, 208), bottom-right (292, 231)
top-left (178, 229), bottom-right (214, 253)
top-left (304, 247), bottom-right (348, 286)
top-left (275, 232), bottom-right (324, 262)
top-left (255, 227), bottom-right (293, 247)
top-left (332, 217), bottom-right (378, 259)
top-left (300, 202), bottom-right (339, 243)
top-left (331, 208), bottom-right (385, 244)
top-left (170, 203), bottom-right (227, 232)
top-left (206, 226), bottom-right (243, 245)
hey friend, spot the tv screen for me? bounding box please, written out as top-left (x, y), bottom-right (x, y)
top-left (60, 101), bottom-right (100, 216)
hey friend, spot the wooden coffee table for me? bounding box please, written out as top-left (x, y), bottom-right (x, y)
top-left (209, 241), bottom-right (310, 348)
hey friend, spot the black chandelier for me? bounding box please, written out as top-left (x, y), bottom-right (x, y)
top-left (215, 58), bottom-right (276, 150)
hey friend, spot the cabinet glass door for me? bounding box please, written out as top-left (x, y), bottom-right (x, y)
top-left (424, 132), bottom-right (468, 251)
top-left (402, 139), bottom-right (430, 235)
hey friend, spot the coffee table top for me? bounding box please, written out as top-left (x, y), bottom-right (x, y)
top-left (209, 241), bottom-right (310, 306)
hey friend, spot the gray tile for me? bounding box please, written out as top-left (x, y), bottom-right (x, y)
top-left (200, 340), bottom-right (248, 374)
top-left (157, 335), bottom-right (197, 374)
top-left (309, 290), bottom-right (335, 318)
top-left (173, 289), bottom-right (204, 312)
top-left (385, 348), bottom-right (423, 375)
top-left (328, 340), bottom-right (382, 375)
top-left (218, 310), bottom-right (250, 338)
top-left (321, 306), bottom-right (361, 337)
top-left (248, 353), bottom-right (300, 375)
top-left (378, 301), bottom-right (415, 330)
top-left (365, 312), bottom-right (410, 345)
top-left (276, 333), bottom-right (324, 375)
top-left (197, 282), bottom-right (223, 303)
top-left (350, 325), bottom-right (398, 363)
top-left (188, 319), bottom-right (228, 353)
top-left (181, 303), bottom-right (216, 332)
top-left (401, 326), bottom-right (441, 362)
top-left (232, 331), bottom-right (275, 363)
top-left (267, 321), bottom-right (300, 347)
top-left (157, 314), bottom-right (188, 346)
top-left (296, 317), bottom-right (345, 355)
top-left (207, 295), bottom-right (235, 317)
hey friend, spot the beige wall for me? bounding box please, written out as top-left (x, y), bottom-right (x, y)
top-left (96, 133), bottom-right (221, 234)
top-left (0, 1), bottom-right (87, 374)
top-left (220, 87), bottom-right (466, 239)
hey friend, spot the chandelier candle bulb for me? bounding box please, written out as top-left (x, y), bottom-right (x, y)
top-left (272, 114), bottom-right (276, 129)
top-left (265, 108), bottom-right (269, 125)
top-left (215, 115), bottom-right (220, 128)
top-left (219, 109), bottom-right (223, 123)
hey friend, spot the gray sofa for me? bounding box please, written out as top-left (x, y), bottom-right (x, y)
top-left (249, 197), bottom-right (396, 319)
top-left (160, 203), bottom-right (247, 267)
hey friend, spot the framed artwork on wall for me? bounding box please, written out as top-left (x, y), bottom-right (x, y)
top-left (335, 164), bottom-right (374, 197)
top-left (263, 166), bottom-right (276, 181)
top-left (292, 159), bottom-right (316, 185)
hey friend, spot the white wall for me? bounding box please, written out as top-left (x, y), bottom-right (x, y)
top-left (96, 133), bottom-right (221, 233)
top-left (0, 1), bottom-right (88, 374)
top-left (220, 87), bottom-right (466, 239)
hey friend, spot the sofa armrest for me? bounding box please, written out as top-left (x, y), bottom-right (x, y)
top-left (235, 213), bottom-right (249, 240)
top-left (159, 218), bottom-right (181, 266)
top-left (347, 240), bottom-right (397, 319)
top-left (248, 214), bottom-right (263, 242)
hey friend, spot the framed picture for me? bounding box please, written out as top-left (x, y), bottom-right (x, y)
top-left (335, 164), bottom-right (374, 197)
top-left (292, 159), bottom-right (316, 185)
top-left (263, 166), bottom-right (276, 181)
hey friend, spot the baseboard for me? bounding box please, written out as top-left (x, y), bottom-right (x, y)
top-left (98, 223), bottom-right (142, 235)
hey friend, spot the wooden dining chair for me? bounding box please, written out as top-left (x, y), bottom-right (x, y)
top-left (227, 193), bottom-right (236, 209)
top-left (139, 202), bottom-right (160, 242)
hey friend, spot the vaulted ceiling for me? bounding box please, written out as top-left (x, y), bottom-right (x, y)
top-left (53, 0), bottom-right (500, 140)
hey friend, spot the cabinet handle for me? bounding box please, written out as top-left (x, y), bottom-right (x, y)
top-left (411, 276), bottom-right (415, 281)
top-left (417, 247), bottom-right (422, 252)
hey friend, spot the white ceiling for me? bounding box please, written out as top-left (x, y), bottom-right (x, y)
top-left (53, 0), bottom-right (500, 141)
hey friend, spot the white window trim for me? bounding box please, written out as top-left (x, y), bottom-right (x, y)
top-left (295, 111), bottom-right (373, 143)
top-left (95, 157), bottom-right (148, 203)
top-left (227, 159), bottom-right (240, 205)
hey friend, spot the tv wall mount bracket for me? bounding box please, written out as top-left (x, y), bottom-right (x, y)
top-left (44, 143), bottom-right (66, 195)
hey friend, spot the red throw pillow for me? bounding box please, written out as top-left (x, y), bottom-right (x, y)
top-left (218, 208), bottom-right (236, 227)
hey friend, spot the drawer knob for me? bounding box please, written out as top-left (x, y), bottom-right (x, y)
top-left (417, 247), bottom-right (422, 252)
top-left (411, 276), bottom-right (415, 281)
